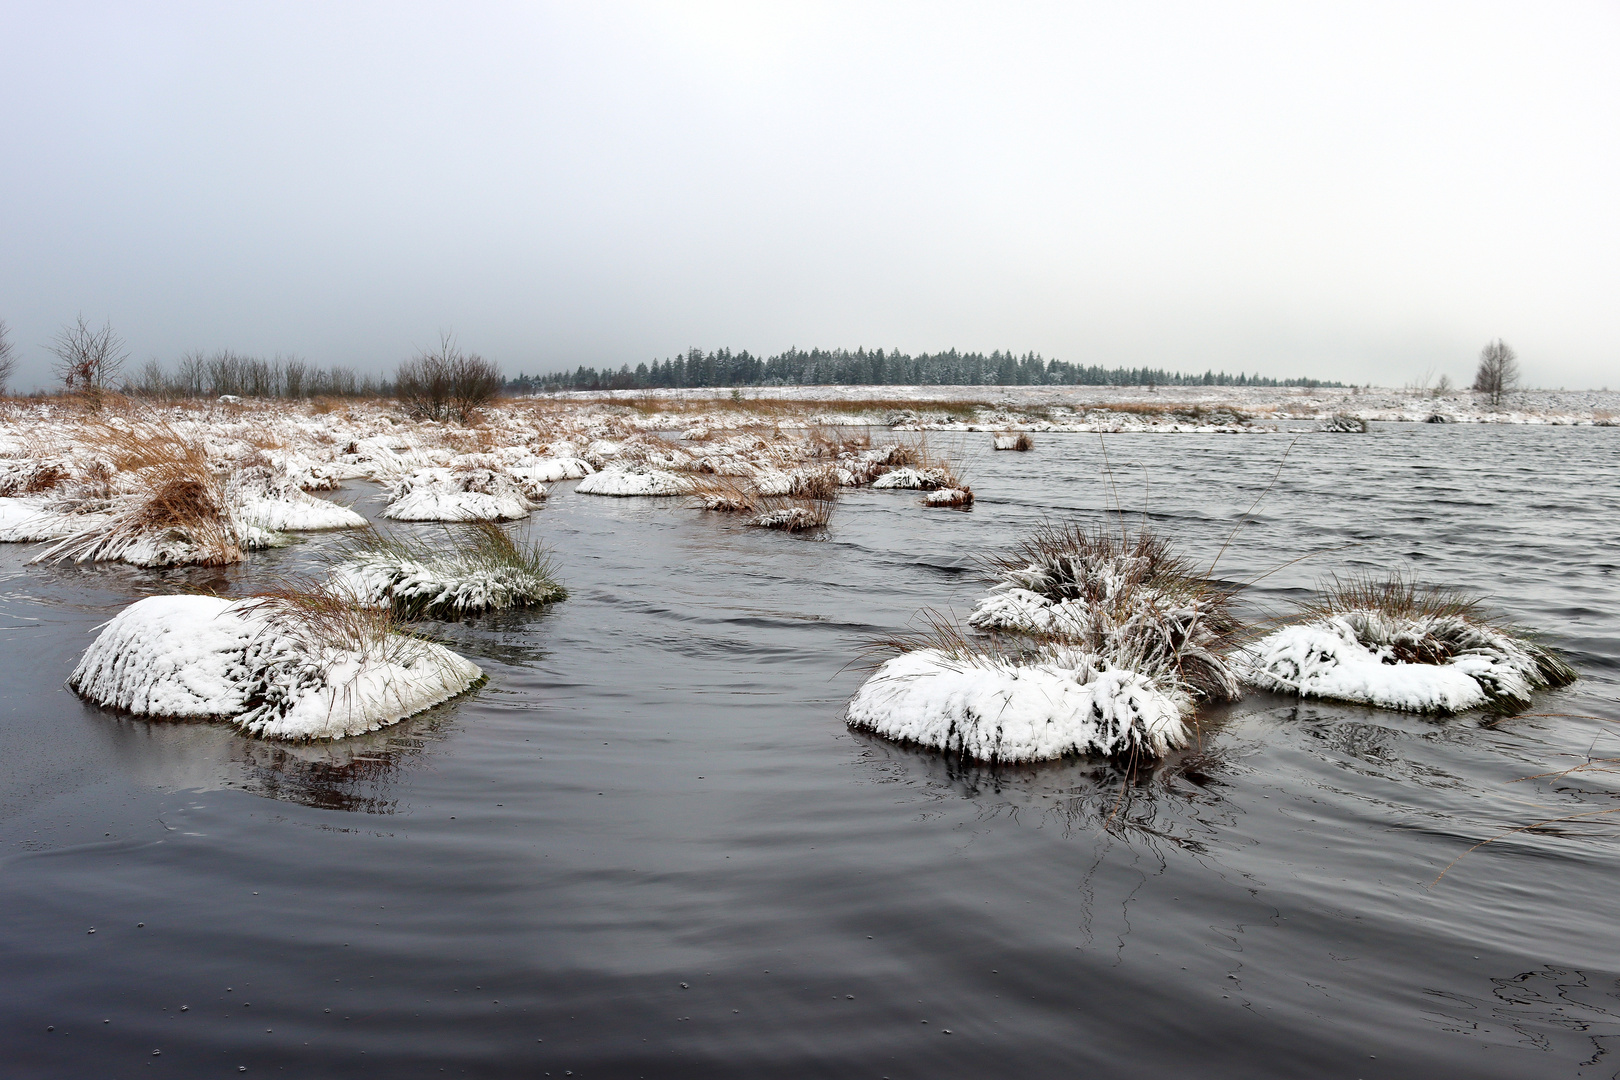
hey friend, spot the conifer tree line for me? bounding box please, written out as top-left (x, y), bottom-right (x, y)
top-left (506, 347), bottom-right (1340, 393)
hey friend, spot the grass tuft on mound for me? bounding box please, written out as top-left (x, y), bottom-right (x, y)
top-left (1243, 572), bottom-right (1575, 713)
top-left (329, 522), bottom-right (566, 620)
top-left (969, 522), bottom-right (1243, 704)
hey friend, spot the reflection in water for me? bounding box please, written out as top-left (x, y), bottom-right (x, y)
top-left (85, 700), bottom-right (462, 814)
top-left (851, 718), bottom-right (1243, 856)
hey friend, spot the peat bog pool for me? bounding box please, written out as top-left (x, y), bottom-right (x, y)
top-left (2, 424), bottom-right (1618, 1079)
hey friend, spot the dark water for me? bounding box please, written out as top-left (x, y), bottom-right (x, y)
top-left (3, 425), bottom-right (1618, 1078)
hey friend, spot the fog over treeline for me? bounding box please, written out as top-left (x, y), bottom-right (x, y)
top-left (511, 347), bottom-right (1341, 393)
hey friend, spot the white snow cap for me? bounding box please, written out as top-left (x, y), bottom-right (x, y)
top-left (70, 595), bottom-right (482, 740)
top-left (847, 647), bottom-right (1191, 762)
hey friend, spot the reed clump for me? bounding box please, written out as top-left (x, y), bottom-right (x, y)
top-left (35, 419), bottom-right (245, 566)
top-left (747, 494), bottom-right (834, 533)
top-left (970, 522), bottom-right (1244, 704)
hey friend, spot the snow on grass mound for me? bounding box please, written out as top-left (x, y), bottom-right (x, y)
top-left (575, 463), bottom-right (687, 497)
top-left (1242, 576), bottom-right (1575, 714)
top-left (37, 475), bottom-right (247, 567)
top-left (850, 524), bottom-right (1245, 763)
top-left (966, 523), bottom-right (1242, 704)
top-left (383, 460), bottom-right (535, 521)
top-left (923, 487), bottom-right (973, 507)
top-left (231, 452), bottom-right (366, 532)
top-left (848, 646), bottom-right (1190, 761)
top-left (328, 522), bottom-right (566, 619)
top-left (69, 593), bottom-right (482, 740)
top-left (871, 466), bottom-right (952, 490)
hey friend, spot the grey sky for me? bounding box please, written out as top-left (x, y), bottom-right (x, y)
top-left (2, 1), bottom-right (1616, 388)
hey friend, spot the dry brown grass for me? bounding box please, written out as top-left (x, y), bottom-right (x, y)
top-left (35, 414), bottom-right (243, 566)
top-left (687, 474), bottom-right (758, 513)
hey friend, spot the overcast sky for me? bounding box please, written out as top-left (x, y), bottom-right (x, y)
top-left (2, 1), bottom-right (1616, 389)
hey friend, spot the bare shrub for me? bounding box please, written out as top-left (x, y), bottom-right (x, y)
top-left (397, 334), bottom-right (501, 423)
top-left (0, 318), bottom-right (16, 395)
top-left (1472, 339), bottom-right (1519, 407)
top-left (50, 316), bottom-right (127, 397)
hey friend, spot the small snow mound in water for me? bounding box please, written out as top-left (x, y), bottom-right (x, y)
top-left (575, 465), bottom-right (687, 497)
top-left (230, 459), bottom-right (365, 531)
top-left (847, 648), bottom-right (1190, 762)
top-left (747, 506), bottom-right (825, 532)
top-left (383, 466), bottom-right (534, 521)
top-left (1242, 612), bottom-right (1575, 713)
top-left (871, 467), bottom-right (951, 490)
top-left (510, 457), bottom-right (593, 484)
top-left (70, 595), bottom-right (482, 739)
top-left (923, 487), bottom-right (973, 507)
top-left (331, 555), bottom-right (564, 619)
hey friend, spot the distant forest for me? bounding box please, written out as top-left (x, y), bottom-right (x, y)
top-left (506, 348), bottom-right (1342, 393)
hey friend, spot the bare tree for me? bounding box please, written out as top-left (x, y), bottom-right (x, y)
top-left (0, 318), bottom-right (16, 395)
top-left (396, 333), bottom-right (501, 422)
top-left (50, 316), bottom-right (128, 395)
top-left (1472, 339), bottom-right (1519, 407)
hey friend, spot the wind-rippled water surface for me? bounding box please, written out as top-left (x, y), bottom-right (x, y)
top-left (2, 424), bottom-right (1618, 1078)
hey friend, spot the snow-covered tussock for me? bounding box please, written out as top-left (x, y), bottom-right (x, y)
top-left (847, 647), bottom-right (1190, 762)
top-left (871, 466), bottom-right (952, 490)
top-left (383, 460), bottom-right (536, 521)
top-left (69, 595), bottom-right (482, 739)
top-left (575, 463), bottom-right (687, 497)
top-left (1243, 611), bottom-right (1575, 714)
top-left (923, 487), bottom-right (973, 507)
top-left (967, 527), bottom-right (1241, 704)
top-left (230, 453), bottom-right (366, 532)
top-left (328, 524), bottom-right (565, 619)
